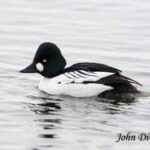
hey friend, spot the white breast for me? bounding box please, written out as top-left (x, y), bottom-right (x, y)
top-left (38, 71), bottom-right (113, 97)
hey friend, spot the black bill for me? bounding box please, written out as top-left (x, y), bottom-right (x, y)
top-left (20, 62), bottom-right (37, 73)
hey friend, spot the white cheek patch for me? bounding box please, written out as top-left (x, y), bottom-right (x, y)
top-left (36, 63), bottom-right (44, 72)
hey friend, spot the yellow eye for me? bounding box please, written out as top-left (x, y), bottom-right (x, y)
top-left (43, 59), bottom-right (47, 63)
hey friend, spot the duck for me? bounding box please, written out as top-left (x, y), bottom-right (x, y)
top-left (20, 42), bottom-right (142, 98)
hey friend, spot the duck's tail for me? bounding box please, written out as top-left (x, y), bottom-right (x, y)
top-left (98, 73), bottom-right (142, 94)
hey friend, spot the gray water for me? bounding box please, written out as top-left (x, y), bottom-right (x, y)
top-left (0, 0), bottom-right (150, 150)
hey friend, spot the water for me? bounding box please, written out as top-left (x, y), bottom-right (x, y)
top-left (0, 0), bottom-right (150, 150)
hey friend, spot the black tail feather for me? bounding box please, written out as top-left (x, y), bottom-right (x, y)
top-left (120, 74), bottom-right (142, 86)
top-left (98, 74), bottom-right (141, 94)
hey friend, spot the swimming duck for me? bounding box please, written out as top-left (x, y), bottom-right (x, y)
top-left (20, 42), bottom-right (141, 98)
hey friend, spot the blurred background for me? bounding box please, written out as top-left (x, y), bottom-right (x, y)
top-left (0, 0), bottom-right (150, 150)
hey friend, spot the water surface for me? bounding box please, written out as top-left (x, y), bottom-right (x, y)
top-left (0, 0), bottom-right (150, 150)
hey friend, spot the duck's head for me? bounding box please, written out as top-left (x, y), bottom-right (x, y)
top-left (20, 42), bottom-right (66, 78)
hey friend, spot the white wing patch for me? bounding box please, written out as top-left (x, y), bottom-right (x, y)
top-left (63, 70), bottom-right (113, 84)
top-left (39, 70), bottom-right (113, 97)
top-left (43, 70), bottom-right (113, 84)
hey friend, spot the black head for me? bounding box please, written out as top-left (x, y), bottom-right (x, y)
top-left (20, 42), bottom-right (67, 78)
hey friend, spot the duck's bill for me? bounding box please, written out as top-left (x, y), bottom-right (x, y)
top-left (20, 63), bottom-right (37, 73)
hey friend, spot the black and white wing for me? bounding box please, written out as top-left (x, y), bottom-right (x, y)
top-left (60, 62), bottom-right (141, 86)
top-left (58, 62), bottom-right (120, 84)
top-left (63, 62), bottom-right (121, 74)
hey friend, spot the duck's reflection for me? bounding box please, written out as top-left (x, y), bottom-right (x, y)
top-left (27, 95), bottom-right (61, 114)
top-left (102, 96), bottom-right (136, 105)
top-left (27, 95), bottom-right (62, 141)
top-left (33, 102), bottom-right (61, 115)
top-left (39, 134), bottom-right (56, 139)
top-left (95, 92), bottom-right (138, 115)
